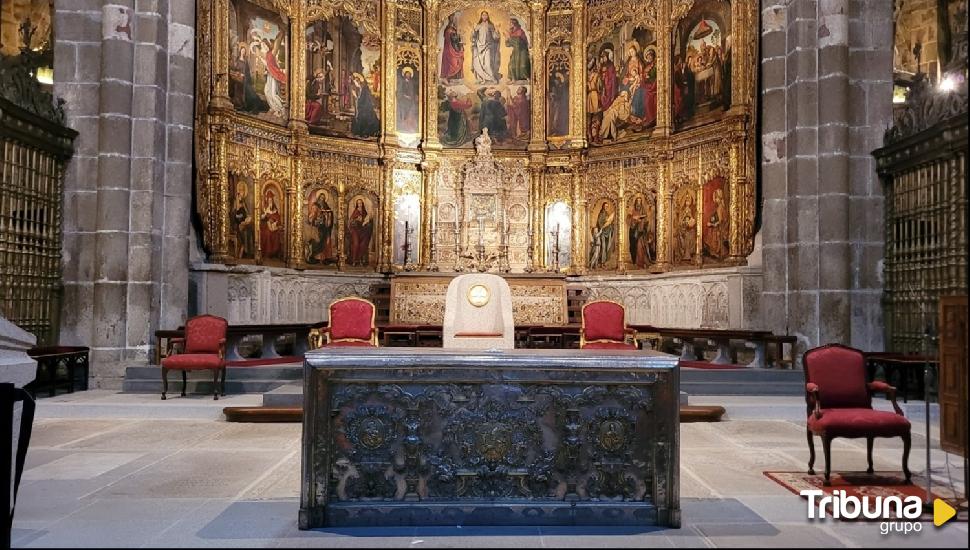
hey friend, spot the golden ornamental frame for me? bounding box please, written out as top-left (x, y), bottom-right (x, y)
top-left (195, 0), bottom-right (759, 275)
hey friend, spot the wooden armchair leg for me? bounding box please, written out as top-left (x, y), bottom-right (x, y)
top-left (212, 368), bottom-right (220, 400)
top-left (221, 367), bottom-right (227, 397)
top-left (181, 370), bottom-right (187, 397)
top-left (901, 433), bottom-right (912, 483)
top-left (822, 436), bottom-right (833, 486)
top-left (806, 430), bottom-right (816, 475)
top-left (161, 367), bottom-right (168, 400)
top-left (866, 437), bottom-right (875, 474)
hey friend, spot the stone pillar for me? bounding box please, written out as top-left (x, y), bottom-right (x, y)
top-left (54, 1), bottom-right (195, 385)
top-left (759, 0), bottom-right (892, 354)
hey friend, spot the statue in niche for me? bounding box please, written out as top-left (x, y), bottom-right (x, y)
top-left (474, 127), bottom-right (492, 156)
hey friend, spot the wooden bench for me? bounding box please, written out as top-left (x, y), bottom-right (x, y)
top-left (632, 327), bottom-right (795, 369)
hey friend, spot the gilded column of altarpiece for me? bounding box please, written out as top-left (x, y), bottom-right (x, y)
top-left (194, 0), bottom-right (758, 275)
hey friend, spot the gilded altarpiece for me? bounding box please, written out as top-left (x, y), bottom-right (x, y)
top-left (195, 0), bottom-right (758, 276)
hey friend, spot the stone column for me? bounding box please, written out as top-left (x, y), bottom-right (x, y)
top-left (54, 1), bottom-right (195, 385)
top-left (758, 0), bottom-right (892, 354)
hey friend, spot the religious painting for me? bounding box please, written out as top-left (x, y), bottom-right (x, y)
top-left (545, 201), bottom-right (572, 270)
top-left (547, 51), bottom-right (570, 138)
top-left (227, 0), bottom-right (289, 124)
top-left (345, 193), bottom-right (378, 268)
top-left (228, 173), bottom-right (256, 261)
top-left (396, 50), bottom-right (420, 136)
top-left (627, 192), bottom-right (657, 269)
top-left (437, 8), bottom-right (533, 148)
top-left (672, 187), bottom-right (698, 264)
top-left (587, 198), bottom-right (618, 271)
top-left (586, 25), bottom-right (658, 145)
top-left (392, 194), bottom-right (421, 267)
top-left (672, 0), bottom-right (732, 131)
top-left (305, 16), bottom-right (381, 140)
top-left (303, 186), bottom-right (337, 266)
top-left (701, 176), bottom-right (730, 260)
top-left (258, 181), bottom-right (286, 263)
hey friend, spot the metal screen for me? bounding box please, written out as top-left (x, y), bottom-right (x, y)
top-left (0, 97), bottom-right (75, 344)
top-left (878, 120), bottom-right (968, 353)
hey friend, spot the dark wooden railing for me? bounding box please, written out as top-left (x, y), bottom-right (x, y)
top-left (25, 346), bottom-right (89, 397)
top-left (155, 322), bottom-right (796, 369)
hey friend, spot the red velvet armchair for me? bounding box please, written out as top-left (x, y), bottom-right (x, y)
top-left (319, 297), bottom-right (379, 348)
top-left (160, 314), bottom-right (228, 400)
top-left (580, 300), bottom-right (638, 350)
top-left (804, 344), bottom-right (912, 485)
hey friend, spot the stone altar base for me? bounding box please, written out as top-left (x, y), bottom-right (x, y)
top-left (301, 347), bottom-right (681, 528)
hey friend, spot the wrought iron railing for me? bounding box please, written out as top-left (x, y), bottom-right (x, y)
top-left (0, 43), bottom-right (76, 345)
top-left (875, 72), bottom-right (968, 353)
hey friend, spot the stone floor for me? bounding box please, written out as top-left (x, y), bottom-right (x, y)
top-left (11, 391), bottom-right (968, 548)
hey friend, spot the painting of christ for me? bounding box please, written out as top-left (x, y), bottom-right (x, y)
top-left (436, 7), bottom-right (533, 149)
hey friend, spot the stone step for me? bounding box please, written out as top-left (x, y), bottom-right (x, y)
top-left (681, 367), bottom-right (803, 395)
top-left (262, 383), bottom-right (304, 408)
top-left (122, 365), bottom-right (301, 394)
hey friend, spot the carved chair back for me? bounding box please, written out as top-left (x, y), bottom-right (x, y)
top-left (328, 297), bottom-right (378, 345)
top-left (803, 343), bottom-right (872, 412)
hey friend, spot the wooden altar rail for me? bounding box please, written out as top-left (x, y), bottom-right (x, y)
top-left (155, 323), bottom-right (795, 369)
top-left (154, 323), bottom-right (325, 365)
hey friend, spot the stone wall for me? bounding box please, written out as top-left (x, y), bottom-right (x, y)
top-left (190, 266), bottom-right (386, 326)
top-left (760, 0), bottom-right (893, 354)
top-left (54, 1), bottom-right (195, 387)
top-left (583, 268), bottom-right (764, 330)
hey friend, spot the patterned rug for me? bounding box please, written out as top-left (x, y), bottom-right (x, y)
top-left (765, 470), bottom-right (965, 522)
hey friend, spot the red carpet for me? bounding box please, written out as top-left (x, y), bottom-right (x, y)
top-left (678, 360), bottom-right (747, 370)
top-left (227, 356), bottom-right (302, 367)
top-left (765, 471), bottom-right (965, 522)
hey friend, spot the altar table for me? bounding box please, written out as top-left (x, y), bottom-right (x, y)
top-left (300, 347), bottom-right (680, 528)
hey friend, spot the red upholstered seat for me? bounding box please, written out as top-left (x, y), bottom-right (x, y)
top-left (323, 340), bottom-right (378, 348)
top-left (580, 300), bottom-right (638, 350)
top-left (322, 297), bottom-right (378, 347)
top-left (803, 344), bottom-right (911, 485)
top-left (160, 353), bottom-right (224, 370)
top-left (808, 408), bottom-right (912, 438)
top-left (581, 341), bottom-right (638, 350)
top-left (160, 314), bottom-right (228, 400)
